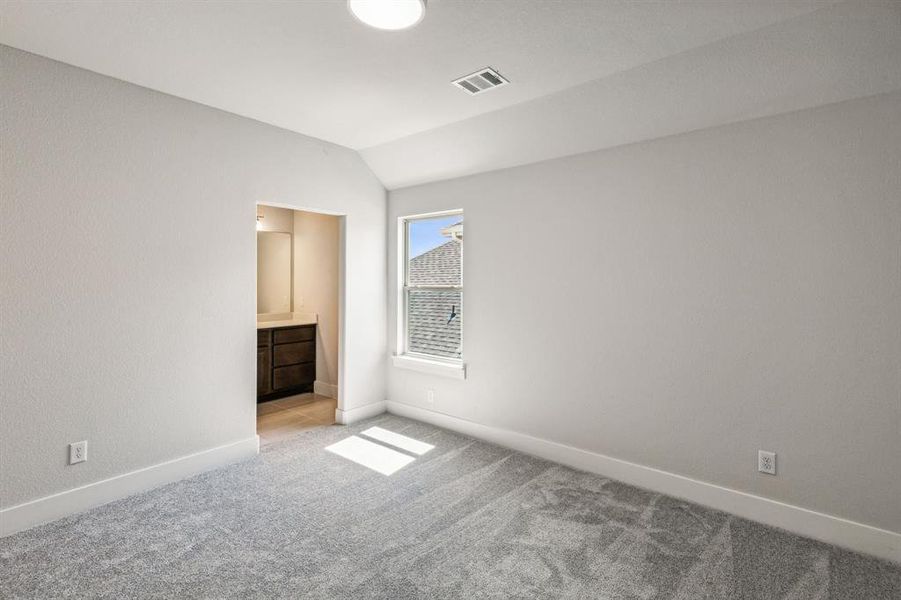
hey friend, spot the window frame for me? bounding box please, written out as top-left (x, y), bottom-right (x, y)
top-left (398, 209), bottom-right (463, 365)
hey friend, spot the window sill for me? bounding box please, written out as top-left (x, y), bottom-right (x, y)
top-left (392, 355), bottom-right (466, 380)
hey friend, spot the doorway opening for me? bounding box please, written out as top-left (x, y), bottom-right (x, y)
top-left (255, 203), bottom-right (343, 445)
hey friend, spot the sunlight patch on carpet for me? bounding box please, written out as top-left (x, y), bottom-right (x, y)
top-left (360, 426), bottom-right (434, 456)
top-left (325, 435), bottom-right (416, 475)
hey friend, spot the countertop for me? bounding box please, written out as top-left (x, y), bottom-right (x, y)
top-left (256, 313), bottom-right (317, 330)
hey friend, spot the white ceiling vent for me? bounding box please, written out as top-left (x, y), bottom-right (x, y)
top-left (452, 67), bottom-right (509, 95)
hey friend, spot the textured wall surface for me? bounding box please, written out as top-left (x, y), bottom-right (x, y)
top-left (293, 210), bottom-right (340, 386)
top-left (0, 46), bottom-right (386, 508)
top-left (256, 205), bottom-right (295, 234)
top-left (388, 91), bottom-right (901, 532)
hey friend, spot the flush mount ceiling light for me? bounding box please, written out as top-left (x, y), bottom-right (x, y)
top-left (348, 0), bottom-right (426, 31)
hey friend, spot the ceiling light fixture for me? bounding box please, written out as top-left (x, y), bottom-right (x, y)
top-left (348, 0), bottom-right (426, 31)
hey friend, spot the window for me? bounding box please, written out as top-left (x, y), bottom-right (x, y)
top-left (400, 212), bottom-right (463, 362)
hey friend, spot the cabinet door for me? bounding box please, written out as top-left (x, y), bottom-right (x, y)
top-left (273, 341), bottom-right (315, 367)
top-left (257, 346), bottom-right (271, 396)
top-left (272, 363), bottom-right (315, 391)
top-left (273, 326), bottom-right (315, 344)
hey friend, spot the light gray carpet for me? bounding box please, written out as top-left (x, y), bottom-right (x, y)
top-left (1, 414), bottom-right (899, 599)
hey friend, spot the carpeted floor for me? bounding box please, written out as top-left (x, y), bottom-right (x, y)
top-left (2, 414), bottom-right (899, 599)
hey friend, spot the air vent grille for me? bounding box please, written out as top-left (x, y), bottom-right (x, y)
top-left (452, 67), bottom-right (508, 95)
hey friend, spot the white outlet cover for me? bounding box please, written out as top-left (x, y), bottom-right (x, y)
top-left (758, 450), bottom-right (776, 475)
top-left (69, 440), bottom-right (88, 465)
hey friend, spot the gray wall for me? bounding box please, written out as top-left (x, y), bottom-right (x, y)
top-left (387, 91), bottom-right (901, 533)
top-left (0, 46), bottom-right (386, 508)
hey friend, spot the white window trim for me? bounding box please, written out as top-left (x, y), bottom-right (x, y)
top-left (395, 209), bottom-right (465, 377)
top-left (391, 354), bottom-right (466, 380)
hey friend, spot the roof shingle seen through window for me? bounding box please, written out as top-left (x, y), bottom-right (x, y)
top-left (408, 289), bottom-right (461, 359)
top-left (409, 240), bottom-right (461, 286)
top-left (407, 237), bottom-right (462, 358)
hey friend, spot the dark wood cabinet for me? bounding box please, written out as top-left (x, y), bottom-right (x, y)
top-left (273, 327), bottom-right (315, 344)
top-left (257, 346), bottom-right (271, 396)
top-left (257, 324), bottom-right (315, 402)
top-left (273, 363), bottom-right (316, 390)
top-left (273, 341), bottom-right (315, 367)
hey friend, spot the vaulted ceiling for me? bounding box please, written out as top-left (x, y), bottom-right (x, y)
top-left (2, 1), bottom-right (899, 189)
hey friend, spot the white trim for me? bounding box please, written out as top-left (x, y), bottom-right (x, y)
top-left (0, 435), bottom-right (260, 538)
top-left (398, 208), bottom-right (465, 222)
top-left (335, 401), bottom-right (387, 425)
top-left (397, 209), bottom-right (464, 360)
top-left (392, 354), bottom-right (466, 379)
top-left (385, 401), bottom-right (901, 564)
top-left (257, 202), bottom-right (348, 434)
top-left (314, 380), bottom-right (338, 399)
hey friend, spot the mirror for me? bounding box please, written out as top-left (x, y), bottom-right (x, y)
top-left (257, 231), bottom-right (292, 315)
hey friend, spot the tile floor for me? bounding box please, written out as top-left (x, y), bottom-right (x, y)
top-left (256, 393), bottom-right (337, 445)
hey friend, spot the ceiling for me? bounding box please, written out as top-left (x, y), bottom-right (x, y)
top-left (1, 0), bottom-right (832, 150)
top-left (363, 0), bottom-right (901, 188)
top-left (3, 1), bottom-right (898, 189)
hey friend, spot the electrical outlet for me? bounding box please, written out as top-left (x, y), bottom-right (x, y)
top-left (758, 450), bottom-right (776, 475)
top-left (69, 441), bottom-right (88, 465)
top-left (426, 389), bottom-right (435, 404)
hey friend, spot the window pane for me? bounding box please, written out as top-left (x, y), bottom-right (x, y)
top-left (408, 216), bottom-right (462, 286)
top-left (407, 289), bottom-right (462, 359)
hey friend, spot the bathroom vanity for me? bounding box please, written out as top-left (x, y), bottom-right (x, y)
top-left (257, 322), bottom-right (316, 401)
top-left (256, 225), bottom-right (321, 402)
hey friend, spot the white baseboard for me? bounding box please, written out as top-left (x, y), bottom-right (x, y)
top-left (386, 401), bottom-right (901, 564)
top-left (314, 380), bottom-right (338, 399)
top-left (0, 435), bottom-right (260, 538)
top-left (335, 401), bottom-right (387, 425)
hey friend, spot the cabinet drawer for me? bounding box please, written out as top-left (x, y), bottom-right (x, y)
top-left (257, 329), bottom-right (271, 347)
top-left (272, 363), bottom-right (315, 390)
top-left (273, 341), bottom-right (315, 367)
top-left (274, 326), bottom-right (314, 344)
